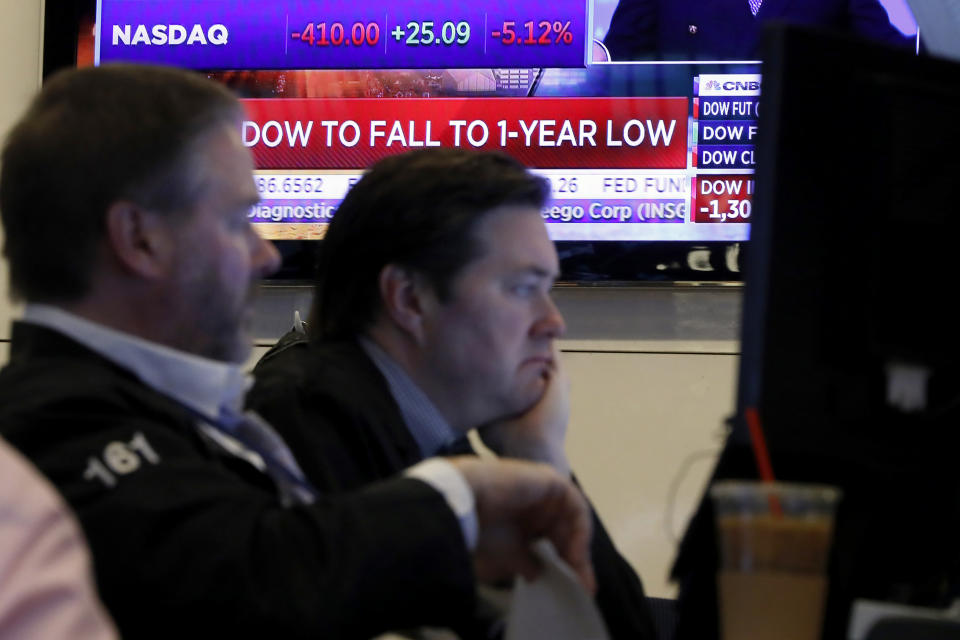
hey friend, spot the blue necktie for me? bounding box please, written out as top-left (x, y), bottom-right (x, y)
top-left (216, 408), bottom-right (317, 506)
top-left (748, 0), bottom-right (763, 16)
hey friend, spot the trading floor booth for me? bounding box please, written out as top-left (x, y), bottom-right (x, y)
top-left (671, 24), bottom-right (960, 640)
top-left (16, 2), bottom-right (958, 639)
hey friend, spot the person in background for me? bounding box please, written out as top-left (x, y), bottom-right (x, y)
top-left (0, 64), bottom-right (596, 639)
top-left (0, 437), bottom-right (117, 639)
top-left (604, 0), bottom-right (914, 60)
top-left (248, 147), bottom-right (658, 640)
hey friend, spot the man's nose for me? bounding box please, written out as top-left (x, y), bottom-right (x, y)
top-left (252, 229), bottom-right (282, 278)
top-left (533, 294), bottom-right (566, 339)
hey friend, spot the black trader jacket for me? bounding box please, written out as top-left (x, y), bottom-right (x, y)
top-left (0, 322), bottom-right (477, 640)
top-left (248, 332), bottom-right (659, 640)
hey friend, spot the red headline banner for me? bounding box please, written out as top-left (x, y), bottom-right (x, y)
top-left (241, 97), bottom-right (688, 169)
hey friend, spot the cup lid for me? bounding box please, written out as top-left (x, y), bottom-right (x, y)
top-left (710, 480), bottom-right (842, 503)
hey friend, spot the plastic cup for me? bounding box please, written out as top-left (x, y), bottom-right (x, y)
top-left (710, 480), bottom-right (841, 640)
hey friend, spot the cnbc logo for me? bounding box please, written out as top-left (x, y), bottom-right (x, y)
top-left (699, 75), bottom-right (762, 96)
top-left (722, 80), bottom-right (762, 91)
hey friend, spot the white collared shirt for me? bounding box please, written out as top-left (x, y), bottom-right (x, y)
top-left (23, 304), bottom-right (248, 421)
top-left (22, 304), bottom-right (269, 473)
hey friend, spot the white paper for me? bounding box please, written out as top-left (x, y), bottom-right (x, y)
top-left (505, 539), bottom-right (611, 640)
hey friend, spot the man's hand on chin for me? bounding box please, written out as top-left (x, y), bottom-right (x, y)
top-left (478, 346), bottom-right (571, 474)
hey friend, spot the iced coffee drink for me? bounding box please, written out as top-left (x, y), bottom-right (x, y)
top-left (711, 481), bottom-right (840, 640)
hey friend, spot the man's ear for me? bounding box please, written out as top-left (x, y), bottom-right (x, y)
top-left (377, 263), bottom-right (431, 343)
top-left (104, 201), bottom-right (176, 280)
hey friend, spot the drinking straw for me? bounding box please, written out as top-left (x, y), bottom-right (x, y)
top-left (745, 406), bottom-right (783, 517)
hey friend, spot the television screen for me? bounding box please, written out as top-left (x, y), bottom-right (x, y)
top-left (44, 0), bottom-right (917, 282)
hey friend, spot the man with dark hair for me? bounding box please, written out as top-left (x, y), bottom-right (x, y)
top-left (249, 148), bottom-right (658, 640)
top-left (308, 149), bottom-right (551, 343)
top-left (0, 65), bottom-right (597, 639)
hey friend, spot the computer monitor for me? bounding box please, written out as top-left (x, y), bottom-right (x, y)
top-left (671, 23), bottom-right (960, 640)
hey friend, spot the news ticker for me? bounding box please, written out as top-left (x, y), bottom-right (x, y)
top-left (249, 169), bottom-right (754, 242)
top-left (96, 0), bottom-right (590, 69)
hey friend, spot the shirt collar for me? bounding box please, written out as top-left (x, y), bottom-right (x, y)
top-left (359, 337), bottom-right (458, 458)
top-left (22, 304), bottom-right (250, 420)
